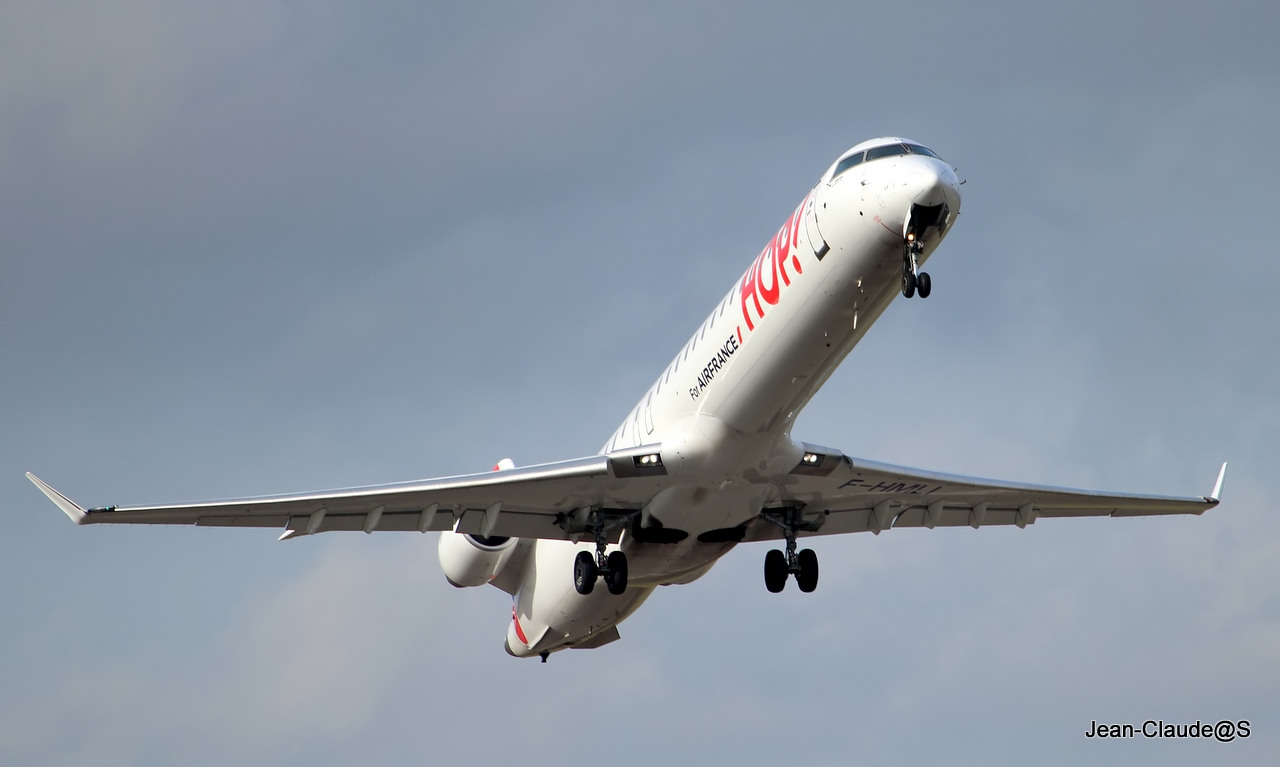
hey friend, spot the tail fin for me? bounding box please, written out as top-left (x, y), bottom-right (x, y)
top-left (492, 458), bottom-right (516, 472)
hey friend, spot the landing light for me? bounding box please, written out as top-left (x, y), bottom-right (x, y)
top-left (802, 453), bottom-right (822, 465)
top-left (636, 453), bottom-right (663, 468)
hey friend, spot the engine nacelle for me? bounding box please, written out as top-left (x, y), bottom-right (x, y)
top-left (438, 530), bottom-right (518, 588)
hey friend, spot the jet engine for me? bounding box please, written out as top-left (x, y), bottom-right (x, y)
top-left (438, 530), bottom-right (518, 588)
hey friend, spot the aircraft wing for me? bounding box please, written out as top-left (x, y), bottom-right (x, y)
top-left (27, 446), bottom-right (673, 541)
top-left (29, 445), bottom-right (1223, 542)
top-left (747, 448), bottom-right (1225, 540)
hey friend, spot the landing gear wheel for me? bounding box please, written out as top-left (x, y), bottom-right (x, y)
top-left (604, 551), bottom-right (629, 595)
top-left (916, 271), bottom-right (931, 298)
top-left (796, 548), bottom-right (819, 593)
top-left (764, 549), bottom-right (788, 593)
top-left (573, 550), bottom-right (598, 595)
top-left (761, 507), bottom-right (824, 594)
top-left (901, 270), bottom-right (917, 299)
top-left (571, 507), bottom-right (631, 596)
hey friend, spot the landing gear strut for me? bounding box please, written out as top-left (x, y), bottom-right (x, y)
top-left (761, 507), bottom-right (820, 593)
top-left (902, 236), bottom-right (931, 299)
top-left (572, 508), bottom-right (629, 596)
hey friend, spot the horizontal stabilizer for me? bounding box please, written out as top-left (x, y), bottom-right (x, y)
top-left (572, 625), bottom-right (620, 650)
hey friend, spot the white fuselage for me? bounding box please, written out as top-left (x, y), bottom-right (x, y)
top-left (497, 139), bottom-right (963, 657)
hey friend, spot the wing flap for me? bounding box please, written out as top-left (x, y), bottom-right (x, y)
top-left (197, 514), bottom-right (292, 528)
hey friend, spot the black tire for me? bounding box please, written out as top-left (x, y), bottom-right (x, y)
top-left (902, 270), bottom-right (917, 299)
top-left (604, 551), bottom-right (628, 595)
top-left (917, 271), bottom-right (932, 298)
top-left (573, 550), bottom-right (598, 595)
top-left (764, 549), bottom-right (788, 593)
top-left (796, 549), bottom-right (819, 593)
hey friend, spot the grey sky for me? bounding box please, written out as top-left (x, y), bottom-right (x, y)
top-left (3, 2), bottom-right (1277, 764)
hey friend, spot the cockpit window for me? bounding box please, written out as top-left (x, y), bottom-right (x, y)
top-left (833, 151), bottom-right (865, 177)
top-left (865, 144), bottom-right (908, 162)
top-left (835, 143), bottom-right (943, 180)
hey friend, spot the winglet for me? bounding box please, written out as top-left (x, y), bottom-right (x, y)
top-left (1207, 462), bottom-right (1228, 504)
top-left (26, 472), bottom-right (88, 524)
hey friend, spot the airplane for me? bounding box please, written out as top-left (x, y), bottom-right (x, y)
top-left (29, 136), bottom-right (1227, 661)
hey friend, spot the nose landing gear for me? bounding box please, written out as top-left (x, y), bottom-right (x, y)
top-left (902, 236), bottom-right (932, 299)
top-left (902, 200), bottom-right (946, 299)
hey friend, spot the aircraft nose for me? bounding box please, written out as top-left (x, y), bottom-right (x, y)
top-left (899, 160), bottom-right (961, 243)
top-left (904, 160), bottom-right (961, 211)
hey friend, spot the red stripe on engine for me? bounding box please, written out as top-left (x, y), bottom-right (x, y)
top-left (512, 603), bottom-right (529, 645)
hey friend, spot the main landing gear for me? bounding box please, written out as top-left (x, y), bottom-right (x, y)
top-left (572, 509), bottom-right (629, 596)
top-left (901, 234), bottom-right (931, 299)
top-left (574, 550), bottom-right (628, 596)
top-left (761, 508), bottom-right (820, 593)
